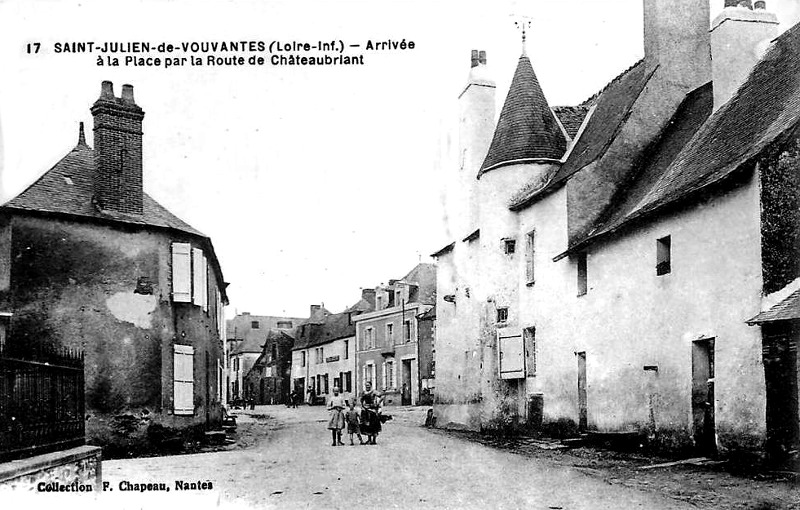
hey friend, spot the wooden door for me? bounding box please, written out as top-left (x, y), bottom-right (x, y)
top-left (577, 352), bottom-right (587, 432)
top-left (692, 339), bottom-right (716, 455)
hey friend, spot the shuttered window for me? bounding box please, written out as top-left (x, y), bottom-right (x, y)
top-left (499, 332), bottom-right (525, 380)
top-left (172, 243), bottom-right (192, 303)
top-left (173, 344), bottom-right (194, 415)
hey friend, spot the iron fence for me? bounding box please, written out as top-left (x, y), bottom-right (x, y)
top-left (0, 342), bottom-right (85, 461)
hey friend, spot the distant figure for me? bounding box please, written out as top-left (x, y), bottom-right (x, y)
top-left (327, 386), bottom-right (347, 446)
top-left (307, 385), bottom-right (316, 406)
top-left (345, 400), bottom-right (364, 445)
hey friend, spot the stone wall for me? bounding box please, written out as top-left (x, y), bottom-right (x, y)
top-left (0, 446), bottom-right (101, 493)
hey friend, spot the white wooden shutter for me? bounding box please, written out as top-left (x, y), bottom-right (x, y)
top-left (173, 344), bottom-right (194, 415)
top-left (499, 332), bottom-right (525, 380)
top-left (192, 248), bottom-right (203, 306)
top-left (172, 243), bottom-right (192, 303)
top-left (201, 254), bottom-right (208, 312)
top-left (382, 361), bottom-right (387, 389)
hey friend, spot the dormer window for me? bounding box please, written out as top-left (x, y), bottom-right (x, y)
top-left (504, 239), bottom-right (516, 255)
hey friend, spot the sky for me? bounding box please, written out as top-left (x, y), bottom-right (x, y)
top-left (0, 0), bottom-right (798, 318)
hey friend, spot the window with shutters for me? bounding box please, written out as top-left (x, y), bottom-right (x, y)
top-left (525, 230), bottom-right (535, 285)
top-left (172, 243), bottom-right (192, 302)
top-left (173, 344), bottom-right (194, 415)
top-left (404, 320), bottom-right (412, 342)
top-left (192, 248), bottom-right (208, 310)
top-left (386, 360), bottom-right (395, 389)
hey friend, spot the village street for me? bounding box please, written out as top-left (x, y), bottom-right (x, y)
top-left (90, 406), bottom-right (704, 510)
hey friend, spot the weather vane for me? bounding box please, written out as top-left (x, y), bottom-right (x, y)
top-left (513, 15), bottom-right (533, 56)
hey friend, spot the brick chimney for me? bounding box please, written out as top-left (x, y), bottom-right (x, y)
top-left (643, 0), bottom-right (711, 89)
top-left (91, 81), bottom-right (145, 215)
top-left (361, 288), bottom-right (376, 307)
top-left (711, 0), bottom-right (778, 110)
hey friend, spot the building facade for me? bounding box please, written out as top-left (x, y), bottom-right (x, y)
top-left (226, 312), bottom-right (304, 402)
top-left (243, 328), bottom-right (295, 405)
top-left (291, 296), bottom-right (374, 404)
top-left (355, 263), bottom-right (436, 406)
top-left (433, 0), bottom-right (799, 462)
top-left (0, 82), bottom-right (228, 453)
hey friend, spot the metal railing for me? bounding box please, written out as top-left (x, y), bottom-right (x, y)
top-left (0, 343), bottom-right (85, 461)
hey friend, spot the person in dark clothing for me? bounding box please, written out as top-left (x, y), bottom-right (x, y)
top-left (360, 382), bottom-right (382, 444)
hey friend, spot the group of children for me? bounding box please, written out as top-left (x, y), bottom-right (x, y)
top-left (327, 383), bottom-right (382, 446)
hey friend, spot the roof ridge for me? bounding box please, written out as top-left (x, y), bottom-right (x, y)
top-left (579, 59), bottom-right (645, 107)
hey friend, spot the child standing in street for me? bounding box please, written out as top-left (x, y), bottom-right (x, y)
top-left (345, 400), bottom-right (364, 446)
top-left (327, 386), bottom-right (347, 446)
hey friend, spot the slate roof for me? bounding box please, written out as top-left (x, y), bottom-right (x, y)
top-left (1, 134), bottom-right (229, 298)
top-left (479, 55), bottom-right (568, 177)
top-left (556, 21), bottom-right (800, 256)
top-left (2, 140), bottom-right (205, 236)
top-left (232, 336), bottom-right (266, 355)
top-left (293, 311), bottom-right (355, 350)
top-left (510, 60), bottom-right (654, 210)
top-left (747, 289), bottom-right (800, 324)
top-left (552, 106), bottom-right (591, 139)
top-left (345, 297), bottom-right (373, 314)
top-left (401, 263), bottom-right (437, 305)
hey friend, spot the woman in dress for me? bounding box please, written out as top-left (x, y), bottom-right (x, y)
top-left (327, 386), bottom-right (347, 446)
top-left (360, 382), bottom-right (382, 445)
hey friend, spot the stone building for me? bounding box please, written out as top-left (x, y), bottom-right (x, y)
top-left (433, 0), bottom-right (799, 462)
top-left (243, 328), bottom-right (296, 404)
top-left (0, 81), bottom-right (228, 453)
top-left (355, 263), bottom-right (436, 406)
top-left (226, 312), bottom-right (305, 402)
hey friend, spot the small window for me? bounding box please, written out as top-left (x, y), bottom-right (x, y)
top-left (497, 307), bottom-right (508, 323)
top-left (277, 321), bottom-right (293, 329)
top-left (344, 339), bottom-right (350, 359)
top-left (301, 351), bottom-right (306, 367)
top-left (251, 321), bottom-right (260, 329)
top-left (271, 344), bottom-right (278, 361)
top-left (657, 236), bottom-right (671, 276)
top-left (504, 239), bottom-right (516, 255)
top-left (386, 323), bottom-right (394, 344)
top-left (577, 253), bottom-right (588, 296)
top-left (525, 231), bottom-right (535, 284)
top-left (404, 320), bottom-right (412, 342)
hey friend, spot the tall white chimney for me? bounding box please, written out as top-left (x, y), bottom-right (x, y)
top-left (643, 0), bottom-right (711, 90)
top-left (711, 1), bottom-right (779, 110)
top-left (455, 50), bottom-right (495, 234)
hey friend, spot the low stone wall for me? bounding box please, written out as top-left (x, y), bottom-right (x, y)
top-left (0, 446), bottom-right (102, 493)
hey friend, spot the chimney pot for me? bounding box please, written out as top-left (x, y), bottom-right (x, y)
top-left (479, 50), bottom-right (487, 65)
top-left (470, 49), bottom-right (479, 68)
top-left (754, 0), bottom-right (766, 9)
top-left (100, 80), bottom-right (114, 99)
top-left (121, 84), bottom-right (135, 104)
top-left (77, 122), bottom-right (86, 146)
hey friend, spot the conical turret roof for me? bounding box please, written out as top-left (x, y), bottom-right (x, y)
top-left (479, 55), bottom-right (567, 177)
